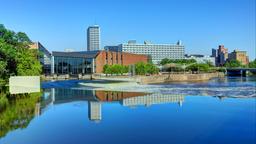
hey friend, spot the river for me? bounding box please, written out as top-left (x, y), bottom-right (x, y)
top-left (0, 77), bottom-right (255, 144)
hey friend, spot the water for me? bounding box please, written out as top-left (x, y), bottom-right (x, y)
top-left (0, 77), bottom-right (255, 144)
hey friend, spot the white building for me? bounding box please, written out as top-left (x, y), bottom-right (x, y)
top-left (105, 40), bottom-right (185, 64)
top-left (88, 101), bottom-right (102, 121)
top-left (121, 93), bottom-right (184, 107)
top-left (87, 25), bottom-right (100, 51)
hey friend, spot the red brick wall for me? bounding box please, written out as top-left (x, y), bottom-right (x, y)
top-left (95, 91), bottom-right (147, 102)
top-left (95, 51), bottom-right (148, 73)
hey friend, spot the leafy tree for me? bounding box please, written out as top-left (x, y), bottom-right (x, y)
top-left (135, 62), bottom-right (147, 75)
top-left (249, 59), bottom-right (256, 68)
top-left (160, 58), bottom-right (197, 65)
top-left (16, 32), bottom-right (32, 43)
top-left (135, 62), bottom-right (159, 75)
top-left (186, 63), bottom-right (211, 72)
top-left (0, 24), bottom-right (42, 85)
top-left (224, 60), bottom-right (242, 68)
top-left (103, 64), bottom-right (128, 75)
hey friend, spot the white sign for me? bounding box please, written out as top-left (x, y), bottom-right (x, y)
top-left (9, 76), bottom-right (40, 94)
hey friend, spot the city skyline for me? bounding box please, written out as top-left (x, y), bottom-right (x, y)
top-left (0, 0), bottom-right (255, 60)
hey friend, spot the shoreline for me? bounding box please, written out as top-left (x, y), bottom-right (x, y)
top-left (91, 72), bottom-right (225, 84)
top-left (41, 72), bottom-right (225, 84)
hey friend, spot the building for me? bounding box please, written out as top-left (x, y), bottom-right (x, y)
top-left (121, 93), bottom-right (184, 107)
top-left (228, 50), bottom-right (249, 65)
top-left (104, 40), bottom-right (185, 64)
top-left (88, 101), bottom-right (102, 121)
top-left (87, 25), bottom-right (100, 51)
top-left (51, 50), bottom-right (148, 74)
top-left (185, 54), bottom-right (216, 66)
top-left (104, 46), bottom-right (120, 52)
top-left (29, 42), bottom-right (51, 74)
top-left (212, 45), bottom-right (228, 66)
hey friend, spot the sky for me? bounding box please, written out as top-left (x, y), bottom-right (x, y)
top-left (0, 0), bottom-right (255, 59)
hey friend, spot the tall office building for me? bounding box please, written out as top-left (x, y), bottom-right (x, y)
top-left (88, 101), bottom-right (102, 121)
top-left (87, 25), bottom-right (100, 51)
top-left (212, 45), bottom-right (228, 66)
top-left (105, 40), bottom-right (185, 64)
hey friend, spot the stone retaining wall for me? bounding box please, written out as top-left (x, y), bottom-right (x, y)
top-left (137, 72), bottom-right (224, 84)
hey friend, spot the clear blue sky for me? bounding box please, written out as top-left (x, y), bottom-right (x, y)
top-left (0, 0), bottom-right (255, 59)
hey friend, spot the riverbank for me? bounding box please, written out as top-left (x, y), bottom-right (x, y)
top-left (91, 72), bottom-right (225, 84)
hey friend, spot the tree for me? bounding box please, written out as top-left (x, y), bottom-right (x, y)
top-left (224, 60), bottom-right (242, 68)
top-left (249, 59), bottom-right (256, 68)
top-left (135, 62), bottom-right (159, 75)
top-left (160, 58), bottom-right (197, 65)
top-left (16, 32), bottom-right (32, 43)
top-left (135, 62), bottom-right (147, 75)
top-left (0, 24), bottom-right (42, 85)
top-left (103, 64), bottom-right (128, 75)
top-left (186, 63), bottom-right (210, 73)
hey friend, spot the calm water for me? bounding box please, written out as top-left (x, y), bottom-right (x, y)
top-left (0, 77), bottom-right (256, 144)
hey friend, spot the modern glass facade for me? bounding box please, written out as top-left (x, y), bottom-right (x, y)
top-left (53, 56), bottom-right (93, 75)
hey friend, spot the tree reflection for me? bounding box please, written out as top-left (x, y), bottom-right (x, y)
top-left (0, 92), bottom-right (41, 138)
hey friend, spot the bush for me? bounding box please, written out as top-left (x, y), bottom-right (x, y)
top-left (224, 59), bottom-right (242, 68)
top-left (103, 64), bottom-right (128, 75)
top-left (135, 62), bottom-right (159, 75)
top-left (186, 63), bottom-right (211, 72)
top-left (0, 93), bottom-right (8, 110)
top-left (160, 58), bottom-right (196, 65)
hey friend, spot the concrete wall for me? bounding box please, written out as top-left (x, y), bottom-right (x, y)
top-left (9, 76), bottom-right (40, 94)
top-left (137, 72), bottom-right (225, 84)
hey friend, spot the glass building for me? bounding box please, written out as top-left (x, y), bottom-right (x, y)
top-left (29, 42), bottom-right (52, 74)
top-left (51, 51), bottom-right (98, 75)
top-left (105, 40), bottom-right (185, 64)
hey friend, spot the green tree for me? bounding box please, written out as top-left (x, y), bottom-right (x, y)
top-left (160, 58), bottom-right (197, 65)
top-left (224, 60), bottom-right (242, 68)
top-left (135, 62), bottom-right (159, 75)
top-left (135, 62), bottom-right (147, 75)
top-left (0, 24), bottom-right (42, 85)
top-left (103, 64), bottom-right (129, 75)
top-left (16, 32), bottom-right (32, 43)
top-left (186, 63), bottom-right (210, 72)
top-left (249, 59), bottom-right (256, 68)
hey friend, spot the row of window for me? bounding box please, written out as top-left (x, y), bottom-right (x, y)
top-left (54, 57), bottom-right (93, 74)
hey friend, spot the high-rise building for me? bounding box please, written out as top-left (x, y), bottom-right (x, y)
top-left (87, 25), bottom-right (100, 51)
top-left (218, 45), bottom-right (228, 66)
top-left (105, 40), bottom-right (185, 64)
top-left (212, 45), bottom-right (228, 66)
top-left (88, 101), bottom-right (102, 121)
top-left (228, 50), bottom-right (249, 65)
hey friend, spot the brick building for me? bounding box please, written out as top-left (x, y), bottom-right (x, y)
top-left (51, 50), bottom-right (148, 74)
top-left (228, 50), bottom-right (249, 65)
top-left (212, 45), bottom-right (228, 66)
top-left (29, 42), bottom-right (52, 74)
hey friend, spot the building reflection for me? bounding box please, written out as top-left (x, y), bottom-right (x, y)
top-left (40, 89), bottom-right (185, 122)
top-left (88, 101), bottom-right (101, 122)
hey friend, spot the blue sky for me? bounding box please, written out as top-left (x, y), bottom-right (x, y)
top-left (0, 0), bottom-right (255, 59)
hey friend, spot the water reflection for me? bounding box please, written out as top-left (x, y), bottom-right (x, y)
top-left (0, 92), bottom-right (41, 138)
top-left (40, 88), bottom-right (185, 122)
top-left (1, 77), bottom-right (255, 142)
top-left (9, 76), bottom-right (40, 94)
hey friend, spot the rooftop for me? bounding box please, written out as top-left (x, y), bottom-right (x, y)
top-left (52, 50), bottom-right (100, 58)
